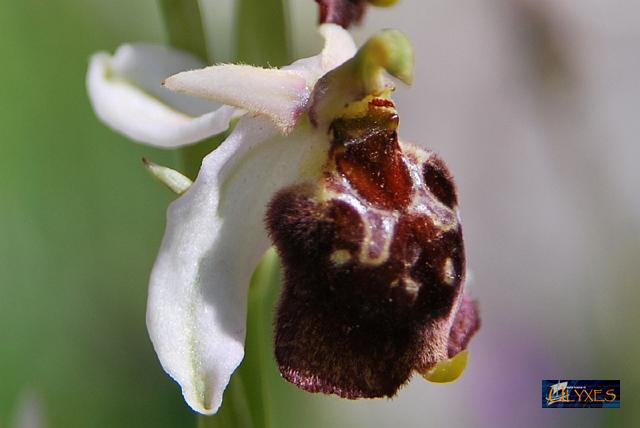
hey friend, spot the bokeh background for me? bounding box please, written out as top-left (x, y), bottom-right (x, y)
top-left (1, 0), bottom-right (638, 427)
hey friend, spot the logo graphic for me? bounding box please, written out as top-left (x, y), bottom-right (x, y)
top-left (542, 380), bottom-right (620, 408)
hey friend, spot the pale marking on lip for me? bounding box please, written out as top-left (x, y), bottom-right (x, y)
top-left (401, 145), bottom-right (459, 232)
top-left (318, 186), bottom-right (398, 267)
top-left (442, 258), bottom-right (455, 285)
top-left (358, 212), bottom-right (396, 266)
top-left (330, 249), bottom-right (352, 265)
top-left (404, 277), bottom-right (421, 296)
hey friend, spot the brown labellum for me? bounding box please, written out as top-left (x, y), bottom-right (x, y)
top-left (266, 99), bottom-right (479, 398)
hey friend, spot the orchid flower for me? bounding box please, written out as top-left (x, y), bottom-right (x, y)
top-left (87, 23), bottom-right (479, 415)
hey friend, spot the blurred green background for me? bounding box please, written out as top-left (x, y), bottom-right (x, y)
top-left (0, 1), bottom-right (189, 426)
top-left (1, 1), bottom-right (638, 427)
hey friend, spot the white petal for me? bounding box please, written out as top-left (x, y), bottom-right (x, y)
top-left (318, 23), bottom-right (357, 72)
top-left (164, 65), bottom-right (309, 133)
top-left (146, 116), bottom-right (325, 414)
top-left (87, 45), bottom-right (234, 147)
top-left (283, 24), bottom-right (357, 87)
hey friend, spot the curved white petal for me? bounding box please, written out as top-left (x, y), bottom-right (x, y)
top-left (318, 23), bottom-right (357, 72)
top-left (284, 23), bottom-right (356, 84)
top-left (87, 44), bottom-right (233, 147)
top-left (146, 116), bottom-right (325, 414)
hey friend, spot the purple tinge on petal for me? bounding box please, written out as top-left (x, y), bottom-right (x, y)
top-left (447, 295), bottom-right (480, 358)
top-left (316, 0), bottom-right (367, 29)
top-left (266, 99), bottom-right (477, 398)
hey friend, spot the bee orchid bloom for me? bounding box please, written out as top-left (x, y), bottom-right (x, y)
top-left (86, 24), bottom-right (479, 415)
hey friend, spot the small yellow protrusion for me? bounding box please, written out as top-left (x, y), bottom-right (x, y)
top-left (442, 258), bottom-right (455, 285)
top-left (368, 0), bottom-right (399, 7)
top-left (330, 249), bottom-right (352, 265)
top-left (422, 350), bottom-right (469, 383)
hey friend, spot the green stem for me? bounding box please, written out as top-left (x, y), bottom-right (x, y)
top-left (234, 0), bottom-right (289, 66)
top-left (230, 1), bottom-right (290, 419)
top-left (158, 0), bottom-right (218, 179)
top-left (158, 1), bottom-right (289, 428)
top-left (241, 249), bottom-right (281, 428)
top-left (158, 0), bottom-right (208, 61)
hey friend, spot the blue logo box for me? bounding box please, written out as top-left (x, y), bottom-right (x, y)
top-left (542, 380), bottom-right (620, 408)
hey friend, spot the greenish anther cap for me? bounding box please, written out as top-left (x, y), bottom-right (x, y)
top-left (309, 28), bottom-right (415, 127)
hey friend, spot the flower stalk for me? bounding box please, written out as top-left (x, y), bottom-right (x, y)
top-left (158, 0), bottom-right (208, 61)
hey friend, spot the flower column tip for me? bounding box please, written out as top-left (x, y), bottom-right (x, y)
top-left (309, 28), bottom-right (414, 128)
